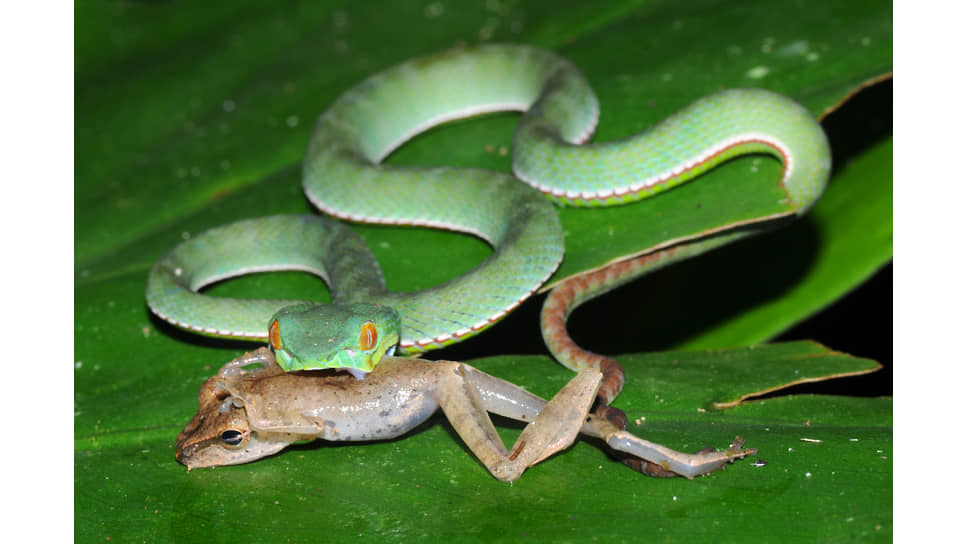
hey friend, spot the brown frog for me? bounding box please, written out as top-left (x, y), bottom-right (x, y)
top-left (176, 348), bottom-right (754, 482)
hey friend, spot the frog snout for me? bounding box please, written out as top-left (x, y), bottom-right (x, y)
top-left (175, 444), bottom-right (192, 464)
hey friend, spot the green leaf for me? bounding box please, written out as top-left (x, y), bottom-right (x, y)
top-left (76, 343), bottom-right (888, 541)
top-left (75, 0), bottom-right (892, 541)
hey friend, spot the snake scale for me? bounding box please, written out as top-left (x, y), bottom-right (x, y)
top-left (147, 44), bottom-right (830, 403)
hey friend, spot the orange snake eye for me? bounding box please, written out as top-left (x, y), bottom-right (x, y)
top-left (269, 320), bottom-right (282, 350)
top-left (359, 322), bottom-right (378, 351)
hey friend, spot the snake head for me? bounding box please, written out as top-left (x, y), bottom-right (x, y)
top-left (267, 302), bottom-right (401, 377)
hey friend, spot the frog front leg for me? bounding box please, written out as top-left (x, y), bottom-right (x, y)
top-left (214, 348), bottom-right (326, 433)
top-left (215, 379), bottom-right (322, 435)
top-left (436, 363), bottom-right (602, 483)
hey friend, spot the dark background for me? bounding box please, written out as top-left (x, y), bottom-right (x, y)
top-left (776, 78), bottom-right (892, 397)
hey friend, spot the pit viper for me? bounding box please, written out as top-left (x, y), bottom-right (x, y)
top-left (147, 43), bottom-right (830, 399)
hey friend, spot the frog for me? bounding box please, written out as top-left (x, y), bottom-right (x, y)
top-left (176, 348), bottom-right (755, 481)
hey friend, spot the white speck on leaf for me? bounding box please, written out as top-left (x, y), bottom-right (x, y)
top-left (777, 40), bottom-right (809, 56)
top-left (746, 65), bottom-right (770, 79)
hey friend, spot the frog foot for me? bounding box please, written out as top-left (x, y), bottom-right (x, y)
top-left (615, 438), bottom-right (753, 478)
top-left (218, 347), bottom-right (280, 379)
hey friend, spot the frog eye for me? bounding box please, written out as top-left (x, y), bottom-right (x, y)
top-left (359, 322), bottom-right (378, 351)
top-left (269, 320), bottom-right (282, 350)
top-left (221, 429), bottom-right (245, 447)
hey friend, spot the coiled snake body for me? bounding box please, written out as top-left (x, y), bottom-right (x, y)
top-left (147, 44), bottom-right (830, 400)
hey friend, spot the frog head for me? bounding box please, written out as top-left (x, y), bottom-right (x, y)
top-left (175, 374), bottom-right (292, 469)
top-left (267, 302), bottom-right (401, 378)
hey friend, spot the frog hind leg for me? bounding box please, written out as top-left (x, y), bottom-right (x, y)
top-left (436, 363), bottom-right (602, 483)
top-left (449, 364), bottom-right (756, 479)
top-left (581, 415), bottom-right (757, 479)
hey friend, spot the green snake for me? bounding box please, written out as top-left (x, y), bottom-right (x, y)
top-left (147, 44), bottom-right (830, 393)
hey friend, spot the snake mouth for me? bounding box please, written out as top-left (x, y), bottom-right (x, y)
top-left (272, 346), bottom-right (303, 371)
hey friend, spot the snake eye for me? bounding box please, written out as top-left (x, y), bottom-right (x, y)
top-left (269, 320), bottom-right (281, 350)
top-left (359, 322), bottom-right (378, 351)
top-left (220, 429), bottom-right (245, 447)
